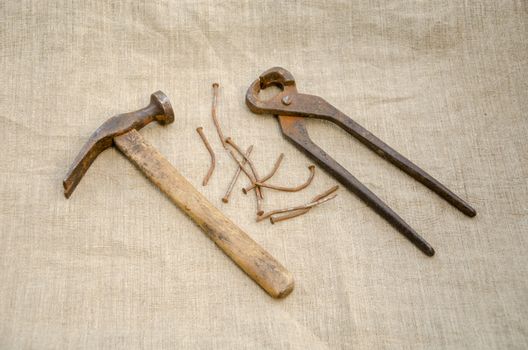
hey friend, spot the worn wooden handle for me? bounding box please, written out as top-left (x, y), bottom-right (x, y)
top-left (114, 130), bottom-right (294, 298)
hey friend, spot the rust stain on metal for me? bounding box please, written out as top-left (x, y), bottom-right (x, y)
top-left (257, 193), bottom-right (338, 222)
top-left (254, 165), bottom-right (315, 193)
top-left (196, 126), bottom-right (216, 186)
top-left (225, 137), bottom-right (264, 200)
top-left (243, 153), bottom-right (284, 194)
top-left (270, 185), bottom-right (340, 224)
top-left (211, 83), bottom-right (227, 149)
top-left (223, 145), bottom-right (253, 203)
top-left (225, 144), bottom-right (264, 216)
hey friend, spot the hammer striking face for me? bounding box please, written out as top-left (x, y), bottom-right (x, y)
top-left (63, 92), bottom-right (294, 298)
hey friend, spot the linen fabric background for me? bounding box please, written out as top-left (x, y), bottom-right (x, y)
top-left (1, 1), bottom-right (527, 349)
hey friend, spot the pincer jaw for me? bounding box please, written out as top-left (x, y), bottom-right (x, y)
top-left (258, 66), bottom-right (296, 89)
top-left (245, 67), bottom-right (297, 114)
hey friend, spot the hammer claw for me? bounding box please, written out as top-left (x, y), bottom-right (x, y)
top-left (63, 136), bottom-right (111, 198)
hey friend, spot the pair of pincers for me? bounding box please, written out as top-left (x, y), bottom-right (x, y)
top-left (246, 67), bottom-right (476, 257)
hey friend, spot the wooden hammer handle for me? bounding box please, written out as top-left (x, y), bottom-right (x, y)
top-left (114, 130), bottom-right (294, 298)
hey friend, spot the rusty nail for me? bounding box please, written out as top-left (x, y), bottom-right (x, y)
top-left (257, 193), bottom-right (337, 222)
top-left (222, 145), bottom-right (253, 203)
top-left (211, 83), bottom-right (227, 149)
top-left (254, 165), bottom-right (315, 193)
top-left (196, 127), bottom-right (216, 186)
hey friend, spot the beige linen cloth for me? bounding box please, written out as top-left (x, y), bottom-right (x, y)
top-left (1, 1), bottom-right (527, 349)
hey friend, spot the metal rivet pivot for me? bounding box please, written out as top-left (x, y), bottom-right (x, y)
top-left (281, 95), bottom-right (292, 105)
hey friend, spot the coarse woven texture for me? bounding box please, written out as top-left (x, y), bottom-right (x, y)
top-left (1, 1), bottom-right (527, 349)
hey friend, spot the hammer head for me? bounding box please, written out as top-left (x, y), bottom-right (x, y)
top-left (63, 91), bottom-right (174, 198)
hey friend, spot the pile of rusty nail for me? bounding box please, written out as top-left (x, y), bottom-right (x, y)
top-left (196, 83), bottom-right (338, 223)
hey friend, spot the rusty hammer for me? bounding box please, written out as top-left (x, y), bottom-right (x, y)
top-left (64, 91), bottom-right (294, 298)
